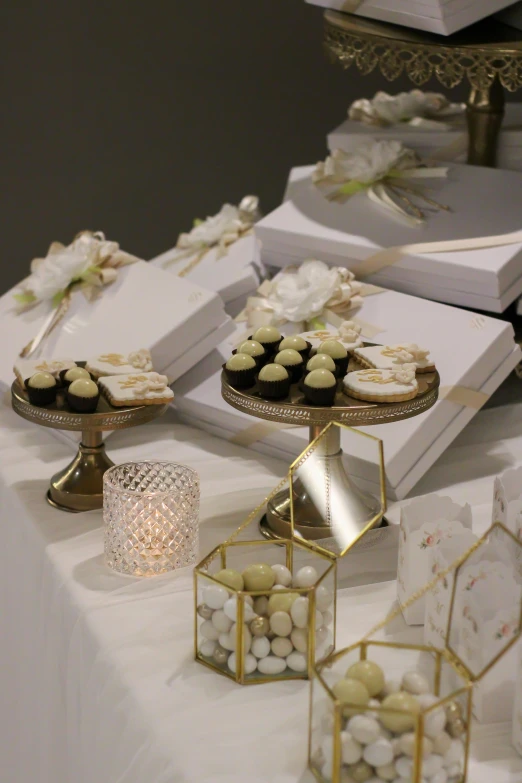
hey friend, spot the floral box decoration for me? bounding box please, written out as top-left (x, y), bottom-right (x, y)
top-left (397, 494), bottom-right (472, 626)
top-left (328, 92), bottom-right (522, 173)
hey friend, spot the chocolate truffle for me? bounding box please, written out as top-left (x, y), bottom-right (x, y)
top-left (278, 335), bottom-right (311, 360)
top-left (224, 353), bottom-right (257, 389)
top-left (306, 354), bottom-right (336, 373)
top-left (251, 326), bottom-right (282, 354)
top-left (26, 371), bottom-right (57, 406)
top-left (273, 348), bottom-right (304, 382)
top-left (60, 366), bottom-right (91, 389)
top-left (67, 378), bottom-right (100, 413)
top-left (303, 368), bottom-right (337, 406)
top-left (236, 340), bottom-right (267, 368)
top-left (257, 362), bottom-right (290, 400)
top-left (318, 339), bottom-right (349, 376)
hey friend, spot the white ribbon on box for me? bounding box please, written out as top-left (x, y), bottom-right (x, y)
top-left (397, 494), bottom-right (472, 626)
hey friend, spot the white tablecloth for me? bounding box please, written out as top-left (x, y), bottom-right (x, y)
top-left (2, 396), bottom-right (522, 783)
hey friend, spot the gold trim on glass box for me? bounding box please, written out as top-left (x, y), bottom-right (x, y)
top-left (308, 522), bottom-right (522, 783)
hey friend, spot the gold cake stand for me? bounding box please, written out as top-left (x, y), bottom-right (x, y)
top-left (11, 378), bottom-right (168, 513)
top-left (222, 366), bottom-right (439, 543)
top-left (323, 12), bottom-right (522, 167)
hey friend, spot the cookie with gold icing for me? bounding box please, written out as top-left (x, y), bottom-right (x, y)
top-left (354, 343), bottom-right (435, 374)
top-left (85, 349), bottom-right (153, 378)
top-left (99, 372), bottom-right (173, 407)
top-left (343, 365), bottom-right (418, 402)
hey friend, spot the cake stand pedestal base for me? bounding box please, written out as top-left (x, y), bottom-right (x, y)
top-left (261, 424), bottom-right (383, 545)
top-left (47, 431), bottom-right (115, 513)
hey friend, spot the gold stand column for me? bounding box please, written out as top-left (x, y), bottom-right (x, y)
top-left (48, 430), bottom-right (115, 512)
top-left (467, 78), bottom-right (505, 167)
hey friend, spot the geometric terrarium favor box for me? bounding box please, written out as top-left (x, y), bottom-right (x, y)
top-left (194, 423), bottom-right (386, 684)
top-left (308, 522), bottom-right (522, 783)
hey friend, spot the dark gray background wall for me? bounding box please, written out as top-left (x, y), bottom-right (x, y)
top-left (1, 0), bottom-right (466, 294)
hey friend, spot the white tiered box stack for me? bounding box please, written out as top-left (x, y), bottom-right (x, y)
top-left (328, 103), bottom-right (522, 173)
top-left (256, 163), bottom-right (522, 312)
top-left (306, 0), bottom-right (519, 36)
top-left (173, 286), bottom-right (520, 500)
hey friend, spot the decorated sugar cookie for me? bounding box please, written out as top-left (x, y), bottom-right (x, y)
top-left (85, 349), bottom-right (153, 379)
top-left (99, 372), bottom-right (173, 407)
top-left (354, 343), bottom-right (435, 373)
top-left (343, 365), bottom-right (418, 403)
top-left (300, 320), bottom-right (363, 353)
top-left (14, 358), bottom-right (76, 387)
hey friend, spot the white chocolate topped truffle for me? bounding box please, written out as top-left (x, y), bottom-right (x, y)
top-left (226, 353), bottom-right (256, 371)
top-left (238, 340), bottom-right (265, 357)
top-left (318, 339), bottom-right (348, 359)
top-left (306, 354), bottom-right (336, 372)
top-left (258, 363), bottom-right (289, 382)
top-left (274, 349), bottom-right (303, 366)
top-left (28, 371), bottom-right (56, 389)
top-left (279, 335), bottom-right (308, 352)
top-left (64, 367), bottom-right (91, 383)
top-left (304, 369), bottom-right (336, 388)
top-left (69, 378), bottom-right (99, 398)
top-left (252, 326), bottom-right (281, 344)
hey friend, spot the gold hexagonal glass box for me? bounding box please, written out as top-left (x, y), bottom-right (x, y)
top-left (194, 423), bottom-right (387, 684)
top-left (308, 522), bottom-right (522, 783)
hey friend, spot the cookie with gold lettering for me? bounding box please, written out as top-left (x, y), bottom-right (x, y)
top-left (99, 372), bottom-right (173, 407)
top-left (343, 365), bottom-right (418, 402)
top-left (86, 349), bottom-right (153, 378)
top-left (354, 343), bottom-right (435, 374)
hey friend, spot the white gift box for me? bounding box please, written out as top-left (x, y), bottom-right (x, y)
top-left (0, 261), bottom-right (234, 443)
top-left (397, 494), bottom-right (472, 625)
top-left (307, 0), bottom-right (518, 36)
top-left (257, 163), bottom-right (522, 313)
top-left (150, 234), bottom-right (264, 316)
top-left (328, 104), bottom-right (522, 173)
top-left (173, 286), bottom-right (520, 500)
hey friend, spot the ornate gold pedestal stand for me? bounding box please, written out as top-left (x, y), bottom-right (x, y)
top-left (222, 368), bottom-right (439, 543)
top-left (323, 12), bottom-right (522, 166)
top-left (11, 380), bottom-right (168, 513)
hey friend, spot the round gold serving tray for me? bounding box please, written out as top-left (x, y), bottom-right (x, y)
top-left (221, 369), bottom-right (439, 427)
top-left (11, 380), bottom-right (168, 431)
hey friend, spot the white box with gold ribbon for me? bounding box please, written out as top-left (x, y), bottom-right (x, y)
top-left (173, 280), bottom-right (520, 500)
top-left (328, 101), bottom-right (522, 173)
top-left (149, 197), bottom-right (264, 317)
top-left (0, 233), bottom-right (234, 443)
top-left (258, 161), bottom-right (522, 313)
top-left (306, 0), bottom-right (518, 35)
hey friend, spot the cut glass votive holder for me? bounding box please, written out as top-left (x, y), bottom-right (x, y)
top-left (103, 461), bottom-right (200, 577)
